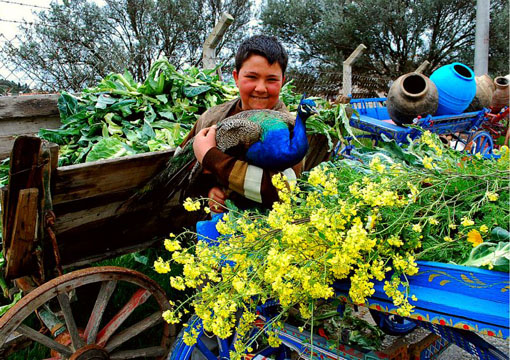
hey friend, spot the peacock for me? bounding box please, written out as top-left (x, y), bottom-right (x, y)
top-left (117, 95), bottom-right (317, 212)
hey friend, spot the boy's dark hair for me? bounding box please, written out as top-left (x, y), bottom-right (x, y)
top-left (235, 35), bottom-right (288, 75)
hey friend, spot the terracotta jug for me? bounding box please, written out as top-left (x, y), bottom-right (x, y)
top-left (386, 72), bottom-right (439, 126)
top-left (466, 74), bottom-right (495, 112)
top-left (491, 76), bottom-right (509, 113)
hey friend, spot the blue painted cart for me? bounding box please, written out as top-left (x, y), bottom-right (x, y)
top-left (168, 217), bottom-right (510, 360)
top-left (348, 98), bottom-right (494, 155)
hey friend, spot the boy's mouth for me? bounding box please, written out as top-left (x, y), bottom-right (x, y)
top-left (250, 96), bottom-right (269, 100)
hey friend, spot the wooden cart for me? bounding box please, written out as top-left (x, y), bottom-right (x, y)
top-left (0, 133), bottom-right (209, 359)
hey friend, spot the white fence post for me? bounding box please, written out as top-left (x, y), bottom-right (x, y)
top-left (342, 44), bottom-right (367, 97)
top-left (202, 13), bottom-right (234, 80)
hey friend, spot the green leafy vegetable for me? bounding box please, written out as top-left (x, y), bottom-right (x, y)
top-left (39, 59), bottom-right (238, 166)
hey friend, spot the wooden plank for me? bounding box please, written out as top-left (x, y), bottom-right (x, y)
top-left (3, 136), bottom-right (42, 262)
top-left (105, 311), bottom-right (163, 352)
top-left (52, 149), bottom-right (174, 205)
top-left (0, 116), bottom-right (61, 160)
top-left (56, 194), bottom-right (205, 268)
top-left (5, 188), bottom-right (39, 279)
top-left (55, 199), bottom-right (126, 234)
top-left (0, 94), bottom-right (59, 119)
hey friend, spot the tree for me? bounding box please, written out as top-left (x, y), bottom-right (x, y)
top-left (0, 79), bottom-right (31, 95)
top-left (1, 0), bottom-right (253, 91)
top-left (261, 0), bottom-right (509, 79)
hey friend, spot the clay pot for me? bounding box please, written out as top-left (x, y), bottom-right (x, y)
top-left (466, 74), bottom-right (495, 112)
top-left (491, 76), bottom-right (509, 113)
top-left (430, 62), bottom-right (476, 115)
top-left (386, 72), bottom-right (439, 126)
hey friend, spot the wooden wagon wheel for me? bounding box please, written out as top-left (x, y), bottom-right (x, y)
top-left (0, 266), bottom-right (173, 359)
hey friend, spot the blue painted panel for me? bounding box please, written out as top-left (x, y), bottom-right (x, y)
top-left (333, 261), bottom-right (510, 340)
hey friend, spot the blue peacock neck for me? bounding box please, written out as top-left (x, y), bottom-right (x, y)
top-left (287, 108), bottom-right (309, 159)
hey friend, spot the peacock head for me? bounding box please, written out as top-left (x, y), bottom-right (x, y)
top-left (297, 94), bottom-right (317, 121)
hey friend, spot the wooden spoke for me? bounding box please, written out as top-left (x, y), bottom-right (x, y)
top-left (84, 280), bottom-right (117, 344)
top-left (105, 311), bottom-right (163, 352)
top-left (57, 293), bottom-right (85, 351)
top-left (96, 288), bottom-right (151, 347)
top-left (109, 346), bottom-right (166, 359)
top-left (16, 324), bottom-right (72, 357)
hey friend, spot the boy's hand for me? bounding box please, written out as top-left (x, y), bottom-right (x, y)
top-left (208, 186), bottom-right (227, 213)
top-left (193, 126), bottom-right (217, 164)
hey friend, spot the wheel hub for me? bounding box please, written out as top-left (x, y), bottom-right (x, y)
top-left (70, 345), bottom-right (110, 360)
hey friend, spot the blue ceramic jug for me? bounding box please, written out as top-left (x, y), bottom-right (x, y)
top-left (430, 62), bottom-right (476, 115)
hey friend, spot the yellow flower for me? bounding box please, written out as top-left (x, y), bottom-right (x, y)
top-left (428, 217), bottom-right (439, 225)
top-left (369, 156), bottom-right (385, 173)
top-left (467, 229), bottom-right (483, 247)
top-left (183, 197), bottom-right (201, 211)
top-left (412, 224), bottom-right (422, 233)
top-left (461, 217), bottom-right (475, 227)
top-left (170, 276), bottom-right (186, 290)
top-left (449, 223), bottom-right (457, 230)
top-left (154, 257), bottom-right (170, 274)
top-left (422, 156), bottom-right (434, 170)
top-left (486, 192), bottom-right (499, 201)
top-left (479, 224), bottom-right (489, 234)
top-left (164, 239), bottom-right (181, 252)
top-left (443, 236), bottom-right (454, 242)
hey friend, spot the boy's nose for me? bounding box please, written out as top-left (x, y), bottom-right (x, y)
top-left (254, 80), bottom-right (266, 93)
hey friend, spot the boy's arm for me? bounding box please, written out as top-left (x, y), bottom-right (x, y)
top-left (202, 147), bottom-right (302, 207)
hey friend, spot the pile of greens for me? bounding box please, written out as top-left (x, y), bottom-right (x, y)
top-left (38, 59), bottom-right (238, 166)
top-left (33, 57), bottom-right (351, 167)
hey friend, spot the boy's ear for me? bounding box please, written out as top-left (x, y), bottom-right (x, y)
top-left (233, 69), bottom-right (239, 83)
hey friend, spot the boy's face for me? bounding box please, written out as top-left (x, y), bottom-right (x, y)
top-left (233, 54), bottom-right (284, 111)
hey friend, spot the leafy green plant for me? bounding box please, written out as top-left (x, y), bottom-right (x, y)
top-left (39, 59), bottom-right (238, 166)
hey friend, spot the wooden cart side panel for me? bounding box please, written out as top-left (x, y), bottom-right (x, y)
top-left (46, 148), bottom-right (205, 268)
top-left (52, 150), bottom-right (174, 205)
top-left (0, 95), bottom-right (60, 160)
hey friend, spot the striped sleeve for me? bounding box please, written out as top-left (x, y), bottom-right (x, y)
top-left (202, 148), bottom-right (302, 207)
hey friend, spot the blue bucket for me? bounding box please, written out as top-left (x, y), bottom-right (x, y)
top-left (430, 62), bottom-right (476, 115)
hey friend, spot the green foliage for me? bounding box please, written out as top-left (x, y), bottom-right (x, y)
top-left (321, 304), bottom-right (385, 350)
top-left (38, 60), bottom-right (238, 166)
top-left (261, 0), bottom-right (509, 78)
top-left (0, 158), bottom-right (8, 189)
top-left (281, 81), bottom-right (356, 150)
top-left (0, 79), bottom-right (30, 95)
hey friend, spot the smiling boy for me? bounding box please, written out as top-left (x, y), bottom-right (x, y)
top-left (181, 35), bottom-right (303, 211)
